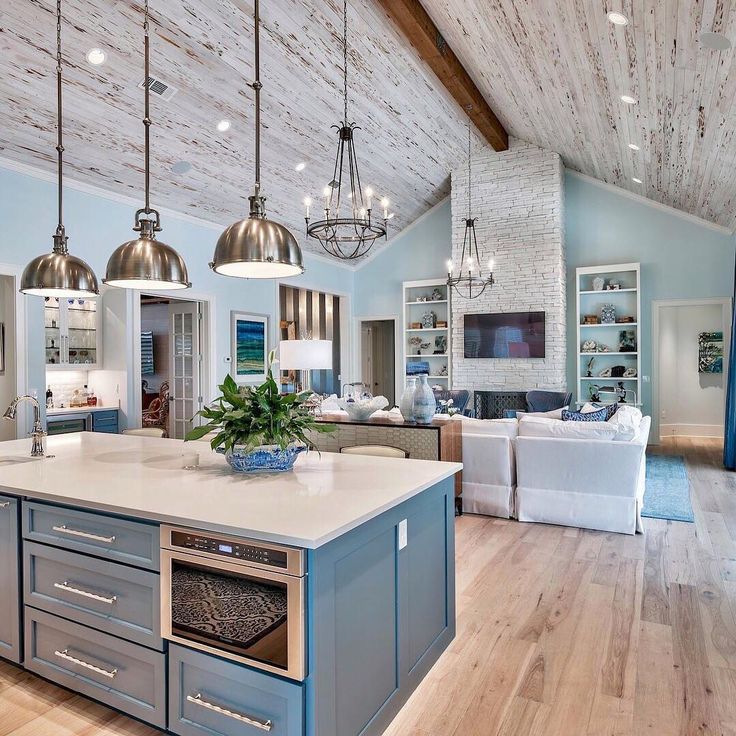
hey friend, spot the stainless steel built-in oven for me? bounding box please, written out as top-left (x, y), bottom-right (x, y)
top-left (160, 525), bottom-right (306, 681)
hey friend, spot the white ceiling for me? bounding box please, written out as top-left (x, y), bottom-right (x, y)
top-left (423, 0), bottom-right (736, 232)
top-left (3, 0), bottom-right (736, 263)
top-left (0, 0), bottom-right (482, 260)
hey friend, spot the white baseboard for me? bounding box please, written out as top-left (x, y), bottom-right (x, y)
top-left (660, 423), bottom-right (724, 438)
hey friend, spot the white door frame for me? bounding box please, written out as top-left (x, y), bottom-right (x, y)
top-left (651, 297), bottom-right (732, 443)
top-left (0, 263), bottom-right (28, 436)
top-left (130, 289), bottom-right (215, 430)
top-left (354, 315), bottom-right (400, 404)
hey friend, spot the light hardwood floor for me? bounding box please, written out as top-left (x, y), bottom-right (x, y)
top-left (1, 437), bottom-right (735, 736)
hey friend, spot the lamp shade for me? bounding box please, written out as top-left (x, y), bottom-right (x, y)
top-left (278, 340), bottom-right (333, 370)
top-left (20, 250), bottom-right (99, 297)
top-left (211, 216), bottom-right (304, 279)
top-left (104, 234), bottom-right (191, 290)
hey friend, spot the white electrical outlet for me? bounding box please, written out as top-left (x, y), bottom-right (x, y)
top-left (398, 519), bottom-right (408, 550)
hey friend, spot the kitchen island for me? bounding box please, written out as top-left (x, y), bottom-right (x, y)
top-left (0, 432), bottom-right (459, 736)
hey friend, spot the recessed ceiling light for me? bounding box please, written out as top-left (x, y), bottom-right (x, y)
top-left (628, 143), bottom-right (640, 151)
top-left (171, 161), bottom-right (192, 175)
top-left (701, 31), bottom-right (732, 50)
top-left (632, 177), bottom-right (642, 184)
top-left (620, 94), bottom-right (638, 105)
top-left (85, 47), bottom-right (107, 66)
top-left (295, 162), bottom-right (306, 172)
top-left (607, 11), bottom-right (629, 26)
top-left (216, 119), bottom-right (231, 133)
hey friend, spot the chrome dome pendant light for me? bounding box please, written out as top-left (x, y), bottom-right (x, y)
top-left (446, 114), bottom-right (495, 300)
top-left (103, 0), bottom-right (190, 290)
top-left (304, 0), bottom-right (389, 260)
top-left (20, 0), bottom-right (99, 298)
top-left (210, 0), bottom-right (304, 279)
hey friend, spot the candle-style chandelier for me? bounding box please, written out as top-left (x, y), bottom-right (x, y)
top-left (446, 115), bottom-right (495, 300)
top-left (304, 0), bottom-right (390, 260)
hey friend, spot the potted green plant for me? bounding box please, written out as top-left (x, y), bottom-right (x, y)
top-left (185, 350), bottom-right (334, 473)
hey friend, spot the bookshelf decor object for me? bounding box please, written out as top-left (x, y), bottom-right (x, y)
top-left (576, 263), bottom-right (641, 407)
top-left (403, 279), bottom-right (451, 388)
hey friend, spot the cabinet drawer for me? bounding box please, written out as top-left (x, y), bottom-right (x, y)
top-left (24, 541), bottom-right (162, 649)
top-left (25, 607), bottom-right (166, 728)
top-left (92, 410), bottom-right (118, 425)
top-left (0, 494), bottom-right (21, 664)
top-left (23, 501), bottom-right (159, 571)
top-left (169, 644), bottom-right (303, 736)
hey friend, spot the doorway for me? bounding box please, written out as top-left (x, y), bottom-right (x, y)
top-left (360, 320), bottom-right (396, 406)
top-left (653, 298), bottom-right (731, 442)
top-left (139, 295), bottom-right (204, 439)
top-left (0, 275), bottom-right (17, 441)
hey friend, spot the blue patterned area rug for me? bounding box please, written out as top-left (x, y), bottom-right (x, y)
top-left (642, 454), bottom-right (694, 523)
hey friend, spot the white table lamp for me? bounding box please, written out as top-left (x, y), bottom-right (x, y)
top-left (278, 339), bottom-right (333, 392)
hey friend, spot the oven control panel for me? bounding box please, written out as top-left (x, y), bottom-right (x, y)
top-left (170, 530), bottom-right (288, 569)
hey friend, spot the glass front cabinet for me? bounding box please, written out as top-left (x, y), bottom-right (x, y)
top-left (44, 297), bottom-right (102, 370)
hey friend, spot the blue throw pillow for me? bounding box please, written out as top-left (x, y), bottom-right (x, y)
top-left (561, 407), bottom-right (609, 422)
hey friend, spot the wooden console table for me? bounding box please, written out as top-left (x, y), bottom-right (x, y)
top-left (310, 416), bottom-right (463, 512)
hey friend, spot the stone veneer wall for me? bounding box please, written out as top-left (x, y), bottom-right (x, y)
top-left (451, 137), bottom-right (566, 391)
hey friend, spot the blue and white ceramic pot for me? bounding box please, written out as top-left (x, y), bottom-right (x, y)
top-left (412, 374), bottom-right (436, 424)
top-left (399, 377), bottom-right (417, 421)
top-left (222, 443), bottom-right (307, 473)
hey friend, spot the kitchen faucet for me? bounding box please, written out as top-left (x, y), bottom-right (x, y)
top-left (3, 395), bottom-right (46, 457)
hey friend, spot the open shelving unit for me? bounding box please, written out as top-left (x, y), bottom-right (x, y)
top-left (576, 263), bottom-right (641, 406)
top-left (402, 279), bottom-right (451, 389)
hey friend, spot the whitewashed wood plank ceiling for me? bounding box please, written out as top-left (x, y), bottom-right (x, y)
top-left (0, 0), bottom-right (482, 259)
top-left (422, 0), bottom-right (736, 231)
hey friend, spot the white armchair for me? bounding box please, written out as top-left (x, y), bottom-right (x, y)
top-left (515, 416), bottom-right (651, 534)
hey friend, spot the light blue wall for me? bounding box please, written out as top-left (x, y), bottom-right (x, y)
top-left (353, 199), bottom-right (451, 319)
top-left (0, 166), bottom-right (351, 410)
top-left (564, 171), bottom-right (734, 420)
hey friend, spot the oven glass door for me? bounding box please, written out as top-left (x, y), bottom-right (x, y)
top-left (169, 556), bottom-right (299, 675)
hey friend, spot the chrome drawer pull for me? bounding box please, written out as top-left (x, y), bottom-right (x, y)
top-left (0, 501), bottom-right (10, 509)
top-left (53, 581), bottom-right (117, 605)
top-left (52, 525), bottom-right (116, 544)
top-left (54, 648), bottom-right (118, 679)
top-left (187, 693), bottom-right (272, 732)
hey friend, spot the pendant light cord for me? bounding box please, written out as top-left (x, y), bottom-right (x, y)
top-left (467, 118), bottom-right (471, 221)
top-left (54, 0), bottom-right (66, 249)
top-left (143, 0), bottom-right (152, 215)
top-left (342, 0), bottom-right (348, 124)
top-left (253, 0), bottom-right (261, 195)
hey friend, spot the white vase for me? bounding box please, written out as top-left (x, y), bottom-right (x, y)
top-left (412, 375), bottom-right (436, 424)
top-left (399, 377), bottom-right (417, 421)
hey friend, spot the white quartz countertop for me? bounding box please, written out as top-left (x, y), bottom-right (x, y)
top-left (47, 406), bottom-right (118, 415)
top-left (0, 433), bottom-right (461, 548)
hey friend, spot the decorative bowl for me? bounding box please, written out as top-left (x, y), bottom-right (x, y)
top-left (337, 395), bottom-right (389, 421)
top-left (219, 444), bottom-right (307, 473)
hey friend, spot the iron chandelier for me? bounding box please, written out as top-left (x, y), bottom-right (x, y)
top-left (104, 0), bottom-right (190, 290)
top-left (304, 0), bottom-right (390, 260)
top-left (446, 116), bottom-right (495, 300)
top-left (20, 0), bottom-right (99, 298)
top-left (211, 0), bottom-right (304, 279)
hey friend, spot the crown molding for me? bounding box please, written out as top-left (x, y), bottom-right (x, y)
top-left (354, 195), bottom-right (451, 270)
top-left (565, 169), bottom-right (734, 236)
top-left (0, 155), bottom-right (356, 272)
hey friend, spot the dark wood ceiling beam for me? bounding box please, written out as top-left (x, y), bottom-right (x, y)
top-left (376, 0), bottom-right (508, 151)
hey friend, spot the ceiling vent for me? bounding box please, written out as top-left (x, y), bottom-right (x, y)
top-left (138, 76), bottom-right (178, 102)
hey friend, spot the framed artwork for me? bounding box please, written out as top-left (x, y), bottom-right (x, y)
top-left (698, 331), bottom-right (724, 374)
top-left (0, 323), bottom-right (4, 373)
top-left (230, 312), bottom-right (268, 383)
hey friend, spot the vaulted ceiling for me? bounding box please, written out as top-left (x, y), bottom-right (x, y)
top-left (0, 0), bottom-right (481, 260)
top-left (422, 0), bottom-right (736, 231)
top-left (2, 0), bottom-right (736, 268)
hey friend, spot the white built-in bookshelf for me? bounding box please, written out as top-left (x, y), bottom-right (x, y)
top-left (576, 263), bottom-right (641, 406)
top-left (402, 279), bottom-right (451, 388)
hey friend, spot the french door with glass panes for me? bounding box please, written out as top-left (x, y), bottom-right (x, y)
top-left (44, 297), bottom-right (102, 370)
top-left (168, 301), bottom-right (202, 440)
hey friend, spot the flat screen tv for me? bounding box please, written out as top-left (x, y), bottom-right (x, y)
top-left (464, 311), bottom-right (546, 358)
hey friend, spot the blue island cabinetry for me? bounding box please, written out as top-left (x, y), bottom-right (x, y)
top-left (0, 473), bottom-right (455, 736)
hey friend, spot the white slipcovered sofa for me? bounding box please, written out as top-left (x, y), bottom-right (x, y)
top-left (455, 407), bottom-right (651, 535)
top-left (455, 417), bottom-right (517, 518)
